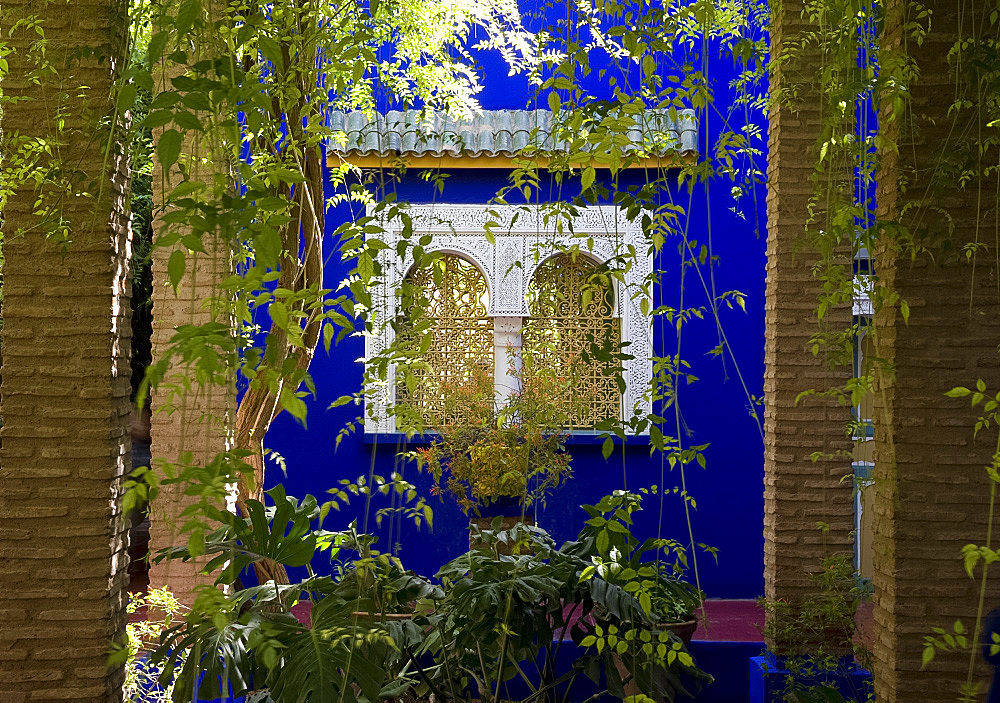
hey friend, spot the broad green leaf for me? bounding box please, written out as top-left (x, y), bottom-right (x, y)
top-left (270, 301), bottom-right (289, 330)
top-left (167, 249), bottom-right (185, 291)
top-left (157, 129), bottom-right (182, 171)
top-left (281, 386), bottom-right (308, 424)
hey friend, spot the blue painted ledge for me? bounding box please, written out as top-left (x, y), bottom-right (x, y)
top-left (749, 654), bottom-right (873, 703)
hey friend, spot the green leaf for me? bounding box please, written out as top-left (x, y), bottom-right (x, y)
top-left (176, 0), bottom-right (201, 35)
top-left (323, 321), bottom-right (334, 352)
top-left (639, 591), bottom-right (652, 615)
top-left (116, 82), bottom-right (137, 114)
top-left (157, 129), bottom-right (182, 171)
top-left (143, 109), bottom-right (174, 129)
top-left (173, 110), bottom-right (203, 131)
top-left (642, 54), bottom-right (656, 77)
top-left (258, 36), bottom-right (284, 72)
top-left (280, 386), bottom-right (308, 424)
top-left (358, 251), bottom-right (374, 282)
top-left (167, 249), bottom-right (186, 292)
top-left (147, 32), bottom-right (168, 63)
top-left (270, 301), bottom-right (289, 330)
top-left (581, 166), bottom-right (596, 191)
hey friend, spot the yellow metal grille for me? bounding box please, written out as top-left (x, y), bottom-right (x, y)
top-left (523, 254), bottom-right (621, 428)
top-left (398, 255), bottom-right (494, 427)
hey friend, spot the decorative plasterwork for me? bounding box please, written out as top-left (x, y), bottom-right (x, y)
top-left (363, 204), bottom-right (653, 434)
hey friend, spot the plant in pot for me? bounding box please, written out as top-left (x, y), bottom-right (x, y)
top-left (756, 553), bottom-right (873, 703)
top-left (329, 522), bottom-right (444, 621)
top-left (560, 490), bottom-right (712, 700)
top-left (648, 565), bottom-right (705, 643)
top-left (409, 360), bottom-right (574, 527)
top-left (400, 521), bottom-right (570, 702)
top-left (396, 517), bottom-right (710, 703)
top-left (564, 490), bottom-right (706, 641)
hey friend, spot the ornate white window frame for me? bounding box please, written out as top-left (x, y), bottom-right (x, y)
top-left (363, 204), bottom-right (653, 434)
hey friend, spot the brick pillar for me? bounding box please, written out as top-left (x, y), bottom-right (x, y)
top-left (871, 1), bottom-right (1000, 700)
top-left (146, 149), bottom-right (234, 605)
top-left (0, 0), bottom-right (131, 700)
top-left (763, 1), bottom-right (855, 604)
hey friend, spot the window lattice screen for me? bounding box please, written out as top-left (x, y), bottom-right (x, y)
top-left (397, 255), bottom-right (494, 427)
top-left (523, 254), bottom-right (621, 428)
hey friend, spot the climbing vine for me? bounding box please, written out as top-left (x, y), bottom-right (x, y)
top-left (784, 0), bottom-right (1000, 698)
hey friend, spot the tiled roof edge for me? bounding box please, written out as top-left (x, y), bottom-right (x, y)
top-left (325, 108), bottom-right (698, 159)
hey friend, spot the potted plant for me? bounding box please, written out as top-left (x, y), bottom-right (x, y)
top-left (753, 553), bottom-right (873, 703)
top-left (395, 517), bottom-right (710, 703)
top-left (556, 490), bottom-right (711, 700)
top-left (329, 524), bottom-right (443, 621)
top-left (563, 490), bottom-right (706, 642)
top-left (409, 360), bottom-right (574, 526)
top-left (649, 565), bottom-right (704, 645)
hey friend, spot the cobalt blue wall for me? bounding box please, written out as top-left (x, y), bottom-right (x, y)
top-left (265, 11), bottom-right (768, 600)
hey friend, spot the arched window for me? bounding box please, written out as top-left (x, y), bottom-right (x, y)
top-left (397, 254), bottom-right (494, 427)
top-left (523, 254), bottom-right (621, 428)
top-left (364, 204), bottom-right (652, 435)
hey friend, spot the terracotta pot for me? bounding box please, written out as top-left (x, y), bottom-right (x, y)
top-left (658, 617), bottom-right (698, 646)
top-left (469, 512), bottom-right (535, 555)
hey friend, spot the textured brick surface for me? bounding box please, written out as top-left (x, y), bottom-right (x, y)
top-left (146, 110), bottom-right (235, 605)
top-left (871, 1), bottom-right (1000, 700)
top-left (764, 1), bottom-right (855, 605)
top-left (0, 1), bottom-right (131, 700)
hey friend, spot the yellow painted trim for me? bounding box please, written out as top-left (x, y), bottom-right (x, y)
top-left (326, 153), bottom-right (695, 170)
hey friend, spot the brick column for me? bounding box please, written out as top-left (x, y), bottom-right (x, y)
top-left (763, 1), bottom-right (855, 604)
top-left (0, 0), bottom-right (131, 700)
top-left (146, 140), bottom-right (235, 605)
top-left (871, 1), bottom-right (1000, 700)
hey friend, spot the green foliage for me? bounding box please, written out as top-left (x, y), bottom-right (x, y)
top-left (568, 490), bottom-right (706, 622)
top-left (922, 381), bottom-right (1000, 699)
top-left (116, 588), bottom-right (187, 702)
top-left (146, 492), bottom-right (710, 702)
top-left (329, 526), bottom-right (444, 615)
top-left (759, 554), bottom-right (872, 703)
top-left (399, 510), bottom-right (711, 703)
top-left (760, 554), bottom-right (868, 658)
top-left (407, 357), bottom-right (574, 514)
top-left (145, 481), bottom-right (437, 702)
top-left (154, 485), bottom-right (322, 583)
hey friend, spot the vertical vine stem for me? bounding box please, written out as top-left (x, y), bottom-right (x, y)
top-left (967, 431), bottom-right (1000, 691)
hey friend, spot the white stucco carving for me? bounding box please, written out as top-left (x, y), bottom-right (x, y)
top-left (363, 204), bottom-right (653, 434)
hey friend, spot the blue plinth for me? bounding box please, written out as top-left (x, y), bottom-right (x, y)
top-left (749, 653), bottom-right (872, 703)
